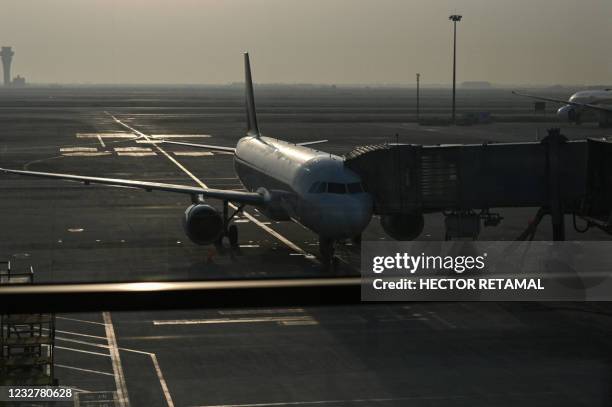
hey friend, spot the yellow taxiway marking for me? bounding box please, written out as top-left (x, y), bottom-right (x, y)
top-left (106, 112), bottom-right (318, 263)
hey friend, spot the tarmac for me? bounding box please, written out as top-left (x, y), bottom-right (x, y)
top-left (1, 86), bottom-right (612, 406)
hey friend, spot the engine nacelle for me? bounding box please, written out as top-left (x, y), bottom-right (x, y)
top-left (557, 105), bottom-right (578, 122)
top-left (380, 213), bottom-right (424, 241)
top-left (183, 204), bottom-right (224, 245)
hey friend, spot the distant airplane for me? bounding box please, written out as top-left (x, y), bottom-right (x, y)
top-left (0, 53), bottom-right (373, 268)
top-left (513, 89), bottom-right (612, 127)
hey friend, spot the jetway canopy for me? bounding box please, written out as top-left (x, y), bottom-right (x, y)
top-left (344, 133), bottom-right (589, 214)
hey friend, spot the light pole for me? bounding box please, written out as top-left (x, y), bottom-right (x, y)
top-left (449, 14), bottom-right (462, 124)
top-left (416, 73), bottom-right (420, 122)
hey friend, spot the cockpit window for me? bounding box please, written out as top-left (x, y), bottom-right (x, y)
top-left (347, 182), bottom-right (364, 193)
top-left (309, 182), bottom-right (327, 193)
top-left (327, 183), bottom-right (346, 194)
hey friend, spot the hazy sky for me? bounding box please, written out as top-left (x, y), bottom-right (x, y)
top-left (1, 0), bottom-right (611, 85)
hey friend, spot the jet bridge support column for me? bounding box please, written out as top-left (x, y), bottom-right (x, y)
top-left (543, 128), bottom-right (567, 241)
top-left (0, 260), bottom-right (56, 386)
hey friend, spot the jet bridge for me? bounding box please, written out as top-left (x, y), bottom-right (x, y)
top-left (0, 261), bottom-right (56, 386)
top-left (345, 129), bottom-right (610, 240)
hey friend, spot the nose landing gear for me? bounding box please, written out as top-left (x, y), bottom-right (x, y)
top-left (319, 237), bottom-right (338, 270)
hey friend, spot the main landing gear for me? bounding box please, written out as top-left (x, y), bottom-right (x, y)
top-left (215, 200), bottom-right (244, 249)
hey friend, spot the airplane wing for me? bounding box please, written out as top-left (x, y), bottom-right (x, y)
top-left (512, 91), bottom-right (612, 113)
top-left (160, 140), bottom-right (236, 153)
top-left (297, 140), bottom-right (328, 146)
top-left (0, 168), bottom-right (264, 205)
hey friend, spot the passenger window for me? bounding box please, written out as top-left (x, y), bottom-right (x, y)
top-left (327, 183), bottom-right (346, 194)
top-left (308, 182), bottom-right (320, 193)
top-left (347, 182), bottom-right (364, 193)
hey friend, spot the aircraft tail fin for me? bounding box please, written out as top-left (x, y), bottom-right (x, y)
top-left (244, 52), bottom-right (260, 137)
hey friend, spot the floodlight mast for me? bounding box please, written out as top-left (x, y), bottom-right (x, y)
top-left (449, 14), bottom-right (462, 123)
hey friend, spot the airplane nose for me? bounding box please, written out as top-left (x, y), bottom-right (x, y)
top-left (302, 194), bottom-right (373, 239)
top-left (345, 197), bottom-right (373, 236)
top-left (325, 195), bottom-right (372, 238)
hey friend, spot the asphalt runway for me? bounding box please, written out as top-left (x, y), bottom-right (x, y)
top-left (1, 87), bottom-right (612, 406)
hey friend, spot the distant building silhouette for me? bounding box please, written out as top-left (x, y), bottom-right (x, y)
top-left (12, 75), bottom-right (25, 86)
top-left (0, 46), bottom-right (14, 86)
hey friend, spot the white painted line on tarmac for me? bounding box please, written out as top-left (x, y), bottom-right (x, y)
top-left (56, 364), bottom-right (115, 376)
top-left (150, 353), bottom-right (175, 407)
top-left (103, 312), bottom-right (130, 407)
top-left (55, 329), bottom-right (108, 341)
top-left (114, 147), bottom-right (153, 152)
top-left (97, 135), bottom-right (106, 148)
top-left (217, 308), bottom-right (305, 316)
top-left (76, 133), bottom-right (136, 139)
top-left (106, 112), bottom-right (318, 263)
top-left (116, 152), bottom-right (158, 157)
top-left (173, 151), bottom-right (214, 157)
top-left (62, 152), bottom-right (113, 157)
top-left (43, 328), bottom-right (106, 341)
top-left (136, 139), bottom-right (163, 144)
top-left (153, 316), bottom-right (316, 325)
top-left (150, 134), bottom-right (211, 138)
top-left (57, 316), bottom-right (107, 326)
top-left (57, 332), bottom-right (174, 407)
top-left (54, 345), bottom-right (110, 358)
top-left (60, 147), bottom-right (98, 152)
top-left (112, 346), bottom-right (175, 407)
top-left (56, 336), bottom-right (110, 349)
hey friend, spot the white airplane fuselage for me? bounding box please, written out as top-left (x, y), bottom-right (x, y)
top-left (558, 89), bottom-right (612, 122)
top-left (234, 135), bottom-right (373, 239)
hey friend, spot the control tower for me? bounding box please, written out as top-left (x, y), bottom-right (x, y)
top-left (0, 47), bottom-right (14, 86)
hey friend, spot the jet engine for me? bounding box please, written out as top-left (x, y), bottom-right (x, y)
top-left (557, 105), bottom-right (579, 123)
top-left (380, 212), bottom-right (424, 241)
top-left (183, 204), bottom-right (224, 245)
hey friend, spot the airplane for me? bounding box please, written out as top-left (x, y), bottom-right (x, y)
top-left (0, 53), bottom-right (373, 268)
top-left (513, 89), bottom-right (612, 127)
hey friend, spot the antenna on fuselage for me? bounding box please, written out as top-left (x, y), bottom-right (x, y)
top-left (244, 52), bottom-right (260, 138)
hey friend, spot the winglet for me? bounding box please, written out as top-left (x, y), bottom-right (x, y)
top-left (244, 52), bottom-right (260, 137)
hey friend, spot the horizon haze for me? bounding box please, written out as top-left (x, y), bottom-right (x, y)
top-left (0, 0), bottom-right (610, 86)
